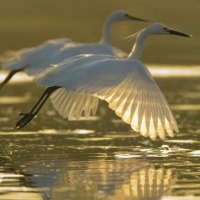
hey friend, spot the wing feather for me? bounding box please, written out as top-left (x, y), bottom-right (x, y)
top-left (35, 55), bottom-right (178, 140)
top-left (56, 90), bottom-right (69, 116)
top-left (50, 88), bottom-right (99, 120)
top-left (74, 59), bottom-right (178, 140)
top-left (62, 93), bottom-right (78, 118)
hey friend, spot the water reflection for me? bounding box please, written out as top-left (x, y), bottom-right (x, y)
top-left (0, 159), bottom-right (44, 200)
top-left (51, 159), bottom-right (173, 200)
top-left (0, 129), bottom-right (200, 199)
top-left (0, 71), bottom-right (199, 199)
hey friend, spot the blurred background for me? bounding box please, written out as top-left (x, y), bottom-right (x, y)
top-left (0, 1), bottom-right (199, 199)
top-left (0, 0), bottom-right (199, 64)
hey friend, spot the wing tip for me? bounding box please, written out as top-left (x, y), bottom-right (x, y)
top-left (131, 127), bottom-right (179, 141)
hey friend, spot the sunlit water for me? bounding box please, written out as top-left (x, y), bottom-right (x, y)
top-left (0, 67), bottom-right (199, 200)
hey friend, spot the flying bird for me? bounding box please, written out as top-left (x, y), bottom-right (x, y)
top-left (15, 23), bottom-right (191, 140)
top-left (0, 10), bottom-right (147, 89)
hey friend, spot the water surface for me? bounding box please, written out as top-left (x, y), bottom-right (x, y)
top-left (0, 67), bottom-right (199, 199)
top-left (0, 1), bottom-right (199, 198)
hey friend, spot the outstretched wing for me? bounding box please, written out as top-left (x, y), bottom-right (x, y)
top-left (50, 88), bottom-right (98, 120)
top-left (35, 55), bottom-right (178, 140)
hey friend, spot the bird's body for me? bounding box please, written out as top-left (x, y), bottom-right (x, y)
top-left (15, 23), bottom-right (191, 141)
top-left (2, 40), bottom-right (126, 76)
top-left (35, 54), bottom-right (178, 141)
top-left (26, 43), bottom-right (126, 76)
top-left (0, 10), bottom-right (146, 86)
top-left (2, 38), bottom-right (70, 71)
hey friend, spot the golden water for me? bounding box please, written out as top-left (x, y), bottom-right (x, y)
top-left (0, 71), bottom-right (199, 199)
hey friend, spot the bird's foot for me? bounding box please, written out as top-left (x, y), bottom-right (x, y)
top-left (15, 112), bottom-right (35, 129)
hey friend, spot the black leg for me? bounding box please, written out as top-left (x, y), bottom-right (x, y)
top-left (0, 68), bottom-right (24, 90)
top-left (15, 86), bottom-right (60, 129)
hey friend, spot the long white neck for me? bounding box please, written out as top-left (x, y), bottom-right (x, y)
top-left (128, 29), bottom-right (149, 60)
top-left (101, 15), bottom-right (117, 44)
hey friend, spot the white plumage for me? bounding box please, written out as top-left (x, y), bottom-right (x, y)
top-left (35, 54), bottom-right (178, 140)
top-left (0, 10), bottom-right (146, 81)
top-left (51, 89), bottom-right (99, 120)
top-left (2, 38), bottom-right (70, 71)
top-left (16, 23), bottom-right (191, 140)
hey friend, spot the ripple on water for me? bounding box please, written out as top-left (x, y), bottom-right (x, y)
top-left (0, 72), bottom-right (199, 199)
top-left (0, 95), bottom-right (31, 104)
top-left (114, 153), bottom-right (142, 158)
top-left (50, 160), bottom-right (173, 200)
top-left (162, 196), bottom-right (200, 200)
top-left (171, 104), bottom-right (200, 111)
top-left (187, 150), bottom-right (200, 157)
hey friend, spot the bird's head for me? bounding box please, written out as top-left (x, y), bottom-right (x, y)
top-left (145, 23), bottom-right (192, 38)
top-left (110, 10), bottom-right (148, 22)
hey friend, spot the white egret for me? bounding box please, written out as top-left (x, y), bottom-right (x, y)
top-left (15, 23), bottom-right (191, 140)
top-left (0, 10), bottom-right (147, 89)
